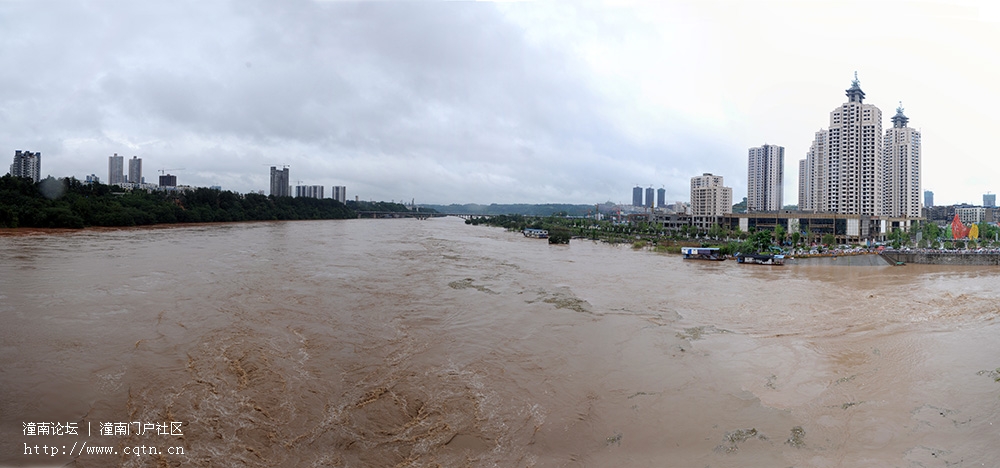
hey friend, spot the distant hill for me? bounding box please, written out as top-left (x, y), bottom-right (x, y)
top-left (419, 203), bottom-right (598, 217)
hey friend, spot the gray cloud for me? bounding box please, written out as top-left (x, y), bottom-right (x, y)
top-left (0, 1), bottom-right (746, 204)
top-left (9, 1), bottom-right (981, 205)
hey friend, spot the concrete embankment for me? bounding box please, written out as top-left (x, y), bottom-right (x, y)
top-left (786, 254), bottom-right (890, 266)
top-left (879, 251), bottom-right (1000, 266)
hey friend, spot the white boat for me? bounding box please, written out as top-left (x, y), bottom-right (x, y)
top-left (735, 253), bottom-right (785, 265)
top-left (523, 228), bottom-right (549, 239)
top-left (681, 247), bottom-right (725, 261)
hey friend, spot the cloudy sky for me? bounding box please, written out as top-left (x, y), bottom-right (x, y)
top-left (3, 0), bottom-right (999, 206)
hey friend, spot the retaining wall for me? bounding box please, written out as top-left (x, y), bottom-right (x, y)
top-left (787, 254), bottom-right (890, 266)
top-left (879, 252), bottom-right (1000, 266)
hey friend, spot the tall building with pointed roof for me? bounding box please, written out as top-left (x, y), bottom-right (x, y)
top-left (828, 74), bottom-right (883, 215)
top-left (882, 103), bottom-right (921, 218)
top-left (798, 74), bottom-right (883, 216)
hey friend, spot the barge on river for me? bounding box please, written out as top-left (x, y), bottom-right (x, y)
top-left (681, 247), bottom-right (725, 261)
top-left (735, 253), bottom-right (785, 265)
top-left (523, 228), bottom-right (549, 239)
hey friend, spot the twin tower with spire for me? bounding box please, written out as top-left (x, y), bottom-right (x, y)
top-left (798, 73), bottom-right (921, 219)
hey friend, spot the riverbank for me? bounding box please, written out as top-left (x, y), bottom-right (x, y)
top-left (786, 254), bottom-right (890, 266)
top-left (881, 250), bottom-right (1000, 266)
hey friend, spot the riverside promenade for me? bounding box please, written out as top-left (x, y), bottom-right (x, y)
top-left (880, 249), bottom-right (1000, 266)
top-left (787, 254), bottom-right (889, 266)
top-left (785, 249), bottom-right (1000, 266)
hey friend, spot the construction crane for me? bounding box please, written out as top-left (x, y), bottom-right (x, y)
top-left (158, 168), bottom-right (185, 175)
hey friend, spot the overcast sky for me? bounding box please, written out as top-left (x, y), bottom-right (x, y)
top-left (3, 1), bottom-right (999, 206)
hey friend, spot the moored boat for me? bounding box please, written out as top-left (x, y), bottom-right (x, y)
top-left (523, 228), bottom-right (549, 239)
top-left (681, 247), bottom-right (725, 261)
top-left (735, 253), bottom-right (785, 265)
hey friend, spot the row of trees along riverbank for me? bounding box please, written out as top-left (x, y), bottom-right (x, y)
top-left (0, 175), bottom-right (416, 229)
top-left (464, 214), bottom-right (1000, 254)
top-left (465, 214), bottom-right (784, 253)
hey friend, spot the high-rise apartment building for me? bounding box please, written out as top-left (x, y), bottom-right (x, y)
top-left (984, 193), bottom-right (996, 208)
top-left (632, 186), bottom-right (643, 207)
top-left (957, 206), bottom-right (986, 225)
top-left (747, 144), bottom-right (784, 212)
top-left (295, 185), bottom-right (324, 199)
top-left (690, 173), bottom-right (732, 216)
top-left (924, 190), bottom-right (933, 208)
top-left (798, 129), bottom-right (828, 212)
top-left (108, 153), bottom-right (126, 186)
top-left (798, 159), bottom-right (807, 211)
top-left (881, 104), bottom-right (921, 218)
top-left (10, 150), bottom-right (41, 183)
top-left (829, 76), bottom-right (882, 215)
top-left (645, 187), bottom-right (654, 208)
top-left (797, 76), bottom-right (882, 216)
top-left (657, 188), bottom-right (666, 208)
top-left (128, 156), bottom-right (142, 184)
top-left (332, 186), bottom-right (347, 203)
top-left (270, 166), bottom-right (290, 197)
top-left (158, 174), bottom-right (177, 187)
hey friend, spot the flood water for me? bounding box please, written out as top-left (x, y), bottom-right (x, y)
top-left (2, 217), bottom-right (999, 467)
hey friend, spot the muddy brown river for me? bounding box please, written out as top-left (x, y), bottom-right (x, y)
top-left (2, 217), bottom-right (999, 467)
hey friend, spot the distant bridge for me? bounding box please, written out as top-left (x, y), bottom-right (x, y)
top-left (353, 211), bottom-right (495, 220)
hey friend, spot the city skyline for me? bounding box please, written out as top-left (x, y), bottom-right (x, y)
top-left (3, 2), bottom-right (1000, 206)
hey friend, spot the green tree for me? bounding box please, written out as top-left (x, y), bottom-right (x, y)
top-left (889, 228), bottom-right (904, 249)
top-left (774, 225), bottom-right (786, 246)
top-left (739, 230), bottom-right (773, 254)
top-left (709, 223), bottom-right (723, 240)
top-left (822, 233), bottom-right (835, 246)
top-left (921, 221), bottom-right (941, 243)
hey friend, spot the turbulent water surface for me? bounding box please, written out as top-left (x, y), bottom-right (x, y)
top-left (2, 217), bottom-right (999, 467)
